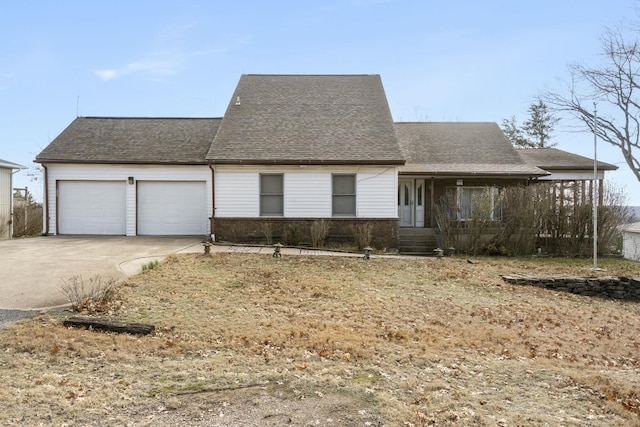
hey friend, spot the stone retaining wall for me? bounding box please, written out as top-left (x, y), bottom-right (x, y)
top-left (501, 275), bottom-right (640, 302)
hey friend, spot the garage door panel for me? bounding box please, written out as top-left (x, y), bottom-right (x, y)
top-left (138, 181), bottom-right (207, 235)
top-left (58, 181), bottom-right (126, 235)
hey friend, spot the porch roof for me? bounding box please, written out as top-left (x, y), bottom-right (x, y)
top-left (517, 147), bottom-right (618, 171)
top-left (395, 122), bottom-right (548, 177)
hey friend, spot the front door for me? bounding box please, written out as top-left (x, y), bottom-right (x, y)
top-left (398, 179), bottom-right (413, 227)
top-left (398, 178), bottom-right (426, 227)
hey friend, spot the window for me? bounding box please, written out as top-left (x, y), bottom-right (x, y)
top-left (455, 186), bottom-right (503, 221)
top-left (260, 174), bottom-right (283, 216)
top-left (332, 174), bottom-right (356, 216)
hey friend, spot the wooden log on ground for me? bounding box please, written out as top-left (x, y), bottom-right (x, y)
top-left (63, 316), bottom-right (155, 335)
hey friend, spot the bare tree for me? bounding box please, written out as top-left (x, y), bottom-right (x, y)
top-left (546, 26), bottom-right (640, 182)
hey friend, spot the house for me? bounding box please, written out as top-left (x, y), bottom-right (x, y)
top-left (622, 222), bottom-right (640, 261)
top-left (0, 159), bottom-right (25, 240)
top-left (35, 74), bottom-right (616, 252)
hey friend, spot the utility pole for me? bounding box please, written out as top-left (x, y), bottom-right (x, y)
top-left (592, 103), bottom-right (600, 270)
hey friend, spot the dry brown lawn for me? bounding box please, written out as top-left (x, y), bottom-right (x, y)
top-left (1, 253), bottom-right (639, 426)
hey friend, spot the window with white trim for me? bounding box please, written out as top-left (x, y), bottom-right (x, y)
top-left (332, 174), bottom-right (356, 216)
top-left (260, 174), bottom-right (283, 216)
top-left (455, 186), bottom-right (503, 221)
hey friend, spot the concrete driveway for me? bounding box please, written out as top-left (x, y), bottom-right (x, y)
top-left (0, 236), bottom-right (204, 310)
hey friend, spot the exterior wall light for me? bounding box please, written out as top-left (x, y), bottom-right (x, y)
top-left (128, 176), bottom-right (134, 185)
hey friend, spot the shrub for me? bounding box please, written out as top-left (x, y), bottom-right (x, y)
top-left (283, 224), bottom-right (301, 246)
top-left (142, 260), bottom-right (159, 272)
top-left (310, 219), bottom-right (330, 247)
top-left (0, 215), bottom-right (8, 240)
top-left (261, 222), bottom-right (274, 245)
top-left (12, 200), bottom-right (43, 238)
top-left (59, 275), bottom-right (120, 313)
top-left (351, 222), bottom-right (374, 250)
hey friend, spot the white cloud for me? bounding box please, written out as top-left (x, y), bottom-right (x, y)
top-left (94, 56), bottom-right (180, 82)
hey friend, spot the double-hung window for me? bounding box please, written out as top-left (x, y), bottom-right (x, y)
top-left (332, 174), bottom-right (356, 216)
top-left (260, 174), bottom-right (283, 216)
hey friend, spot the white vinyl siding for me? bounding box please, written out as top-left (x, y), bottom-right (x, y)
top-left (215, 171), bottom-right (259, 217)
top-left (284, 172), bottom-right (331, 217)
top-left (357, 168), bottom-right (397, 217)
top-left (45, 164), bottom-right (212, 236)
top-left (215, 166), bottom-right (397, 218)
top-left (0, 168), bottom-right (13, 239)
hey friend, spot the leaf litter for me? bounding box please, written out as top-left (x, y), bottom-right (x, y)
top-left (0, 253), bottom-right (639, 425)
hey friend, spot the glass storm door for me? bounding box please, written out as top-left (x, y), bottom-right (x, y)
top-left (398, 179), bottom-right (413, 227)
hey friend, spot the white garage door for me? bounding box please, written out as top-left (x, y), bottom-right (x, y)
top-left (58, 181), bottom-right (126, 235)
top-left (137, 181), bottom-right (207, 235)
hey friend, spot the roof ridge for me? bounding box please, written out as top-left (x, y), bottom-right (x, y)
top-left (395, 121), bottom-right (496, 124)
top-left (242, 73), bottom-right (379, 77)
top-left (79, 116), bottom-right (222, 120)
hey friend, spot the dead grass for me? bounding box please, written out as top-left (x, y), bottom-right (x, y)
top-left (1, 253), bottom-right (639, 425)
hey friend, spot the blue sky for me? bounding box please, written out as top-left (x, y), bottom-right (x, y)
top-left (2, 0), bottom-right (639, 204)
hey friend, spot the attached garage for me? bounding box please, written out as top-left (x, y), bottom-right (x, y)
top-left (137, 181), bottom-right (207, 235)
top-left (57, 180), bottom-right (126, 235)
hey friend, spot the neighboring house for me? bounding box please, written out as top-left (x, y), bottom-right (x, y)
top-left (34, 74), bottom-right (617, 251)
top-left (622, 222), bottom-right (640, 261)
top-left (0, 159), bottom-right (25, 240)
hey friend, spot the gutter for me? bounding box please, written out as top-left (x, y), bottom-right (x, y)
top-left (209, 163), bottom-right (215, 241)
top-left (209, 159), bottom-right (406, 166)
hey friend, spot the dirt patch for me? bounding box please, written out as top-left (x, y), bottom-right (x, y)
top-left (0, 254), bottom-right (639, 425)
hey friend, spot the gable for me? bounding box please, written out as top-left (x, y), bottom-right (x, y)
top-left (207, 74), bottom-right (405, 165)
top-left (35, 117), bottom-right (222, 164)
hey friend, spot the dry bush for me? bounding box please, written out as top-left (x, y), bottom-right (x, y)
top-left (310, 219), bottom-right (330, 247)
top-left (436, 182), bottom-right (632, 257)
top-left (261, 222), bottom-right (274, 245)
top-left (12, 202), bottom-right (43, 238)
top-left (59, 275), bottom-right (121, 313)
top-left (282, 223), bottom-right (301, 245)
top-left (0, 214), bottom-right (8, 239)
top-left (351, 222), bottom-right (373, 250)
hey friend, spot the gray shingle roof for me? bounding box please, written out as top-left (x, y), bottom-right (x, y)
top-left (517, 147), bottom-right (618, 171)
top-left (35, 117), bottom-right (221, 164)
top-left (395, 122), bottom-right (548, 176)
top-left (206, 74), bottom-right (405, 165)
top-left (0, 159), bottom-right (25, 169)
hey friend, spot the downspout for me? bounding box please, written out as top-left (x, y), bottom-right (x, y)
top-left (42, 164), bottom-right (49, 235)
top-left (9, 168), bottom-right (15, 238)
top-left (209, 163), bottom-right (215, 241)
